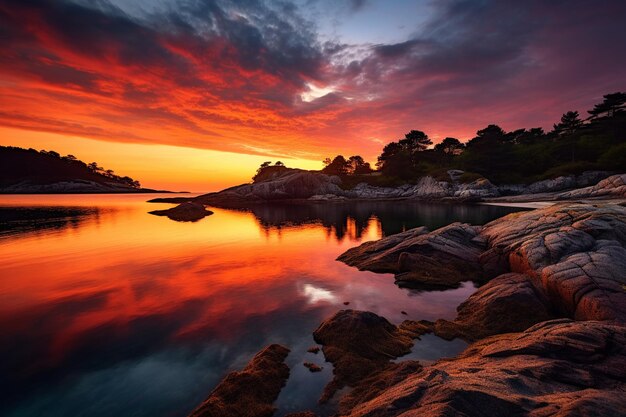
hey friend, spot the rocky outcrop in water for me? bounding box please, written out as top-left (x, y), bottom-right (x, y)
top-left (149, 202), bottom-right (213, 222)
top-left (341, 319), bottom-right (626, 417)
top-left (189, 203), bottom-right (626, 417)
top-left (194, 169), bottom-right (345, 206)
top-left (341, 203), bottom-right (626, 326)
top-left (326, 203), bottom-right (626, 415)
top-left (312, 310), bottom-right (427, 412)
top-left (188, 344), bottom-right (290, 417)
top-left (155, 170), bottom-right (623, 206)
top-left (337, 222), bottom-right (488, 288)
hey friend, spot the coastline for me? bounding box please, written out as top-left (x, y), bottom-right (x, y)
top-left (188, 200), bottom-right (626, 416)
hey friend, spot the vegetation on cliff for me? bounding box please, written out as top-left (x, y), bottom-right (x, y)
top-left (312, 91), bottom-right (626, 186)
top-left (0, 146), bottom-right (142, 190)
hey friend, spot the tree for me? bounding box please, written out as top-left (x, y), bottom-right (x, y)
top-left (553, 111), bottom-right (583, 136)
top-left (434, 137), bottom-right (464, 155)
top-left (346, 155), bottom-right (373, 175)
top-left (274, 161), bottom-right (285, 166)
top-left (400, 130), bottom-right (432, 153)
top-left (322, 157), bottom-right (332, 167)
top-left (588, 92), bottom-right (626, 119)
top-left (322, 155), bottom-right (349, 175)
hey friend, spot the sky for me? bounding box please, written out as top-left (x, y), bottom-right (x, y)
top-left (1, 0), bottom-right (625, 191)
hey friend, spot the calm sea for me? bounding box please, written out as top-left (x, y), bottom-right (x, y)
top-left (0, 194), bottom-right (523, 416)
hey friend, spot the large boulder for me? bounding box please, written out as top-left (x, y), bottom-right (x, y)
top-left (434, 273), bottom-right (554, 341)
top-left (480, 203), bottom-right (626, 322)
top-left (338, 222), bottom-right (488, 287)
top-left (188, 344), bottom-right (290, 417)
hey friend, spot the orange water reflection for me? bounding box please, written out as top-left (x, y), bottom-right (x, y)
top-left (0, 195), bottom-right (522, 417)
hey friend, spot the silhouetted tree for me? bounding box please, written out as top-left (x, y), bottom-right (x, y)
top-left (346, 155), bottom-right (373, 175)
top-left (400, 130), bottom-right (432, 152)
top-left (588, 92), bottom-right (626, 119)
top-left (553, 111), bottom-right (583, 136)
top-left (322, 155), bottom-right (349, 175)
top-left (274, 161), bottom-right (285, 166)
top-left (434, 137), bottom-right (464, 155)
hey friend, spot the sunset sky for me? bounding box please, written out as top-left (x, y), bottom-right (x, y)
top-left (1, 0), bottom-right (625, 191)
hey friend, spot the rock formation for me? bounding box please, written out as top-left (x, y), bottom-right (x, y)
top-left (188, 344), bottom-right (290, 417)
top-left (149, 202), bottom-right (213, 222)
top-left (323, 203), bottom-right (626, 416)
top-left (194, 169), bottom-right (345, 206)
top-left (154, 170), bottom-right (624, 206)
top-left (337, 223), bottom-right (488, 287)
top-left (312, 310), bottom-right (427, 411)
top-left (188, 203), bottom-right (626, 416)
top-left (557, 173), bottom-right (626, 199)
top-left (342, 319), bottom-right (626, 416)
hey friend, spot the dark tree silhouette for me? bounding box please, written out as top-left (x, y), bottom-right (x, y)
top-left (0, 147), bottom-right (142, 189)
top-left (400, 130), bottom-right (432, 152)
top-left (588, 92), bottom-right (626, 119)
top-left (347, 155), bottom-right (373, 175)
top-left (434, 137), bottom-right (464, 155)
top-left (322, 155), bottom-right (349, 175)
top-left (553, 111), bottom-right (583, 136)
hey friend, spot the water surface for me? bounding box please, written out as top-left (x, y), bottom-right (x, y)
top-left (0, 195), bottom-right (524, 416)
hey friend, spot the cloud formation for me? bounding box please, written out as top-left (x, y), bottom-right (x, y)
top-left (1, 0), bottom-right (625, 160)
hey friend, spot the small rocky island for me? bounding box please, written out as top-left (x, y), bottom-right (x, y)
top-left (188, 201), bottom-right (626, 416)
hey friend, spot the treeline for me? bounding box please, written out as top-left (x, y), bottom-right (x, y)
top-left (319, 92), bottom-right (626, 185)
top-left (0, 146), bottom-right (141, 188)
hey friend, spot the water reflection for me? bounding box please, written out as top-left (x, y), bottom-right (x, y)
top-left (249, 201), bottom-right (524, 241)
top-left (0, 206), bottom-right (102, 238)
top-left (0, 195), bottom-right (524, 417)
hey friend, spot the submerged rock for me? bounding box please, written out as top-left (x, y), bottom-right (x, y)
top-left (303, 362), bottom-right (323, 372)
top-left (188, 344), bottom-right (290, 417)
top-left (312, 310), bottom-right (425, 403)
top-left (312, 310), bottom-right (428, 414)
top-left (149, 202), bottom-right (213, 222)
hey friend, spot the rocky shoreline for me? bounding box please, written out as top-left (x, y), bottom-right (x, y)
top-left (148, 171), bottom-right (626, 219)
top-left (188, 202), bottom-right (626, 416)
top-left (0, 179), bottom-right (173, 194)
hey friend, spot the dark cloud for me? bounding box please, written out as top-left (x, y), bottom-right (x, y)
top-left (0, 0), bottom-right (625, 159)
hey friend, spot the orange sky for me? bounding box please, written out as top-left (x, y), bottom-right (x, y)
top-left (0, 127), bottom-right (321, 192)
top-left (1, 0), bottom-right (625, 191)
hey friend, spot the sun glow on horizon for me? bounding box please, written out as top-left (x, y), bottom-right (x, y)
top-left (0, 127), bottom-right (322, 192)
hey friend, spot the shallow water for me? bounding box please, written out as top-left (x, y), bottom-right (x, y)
top-left (0, 194), bottom-right (524, 417)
